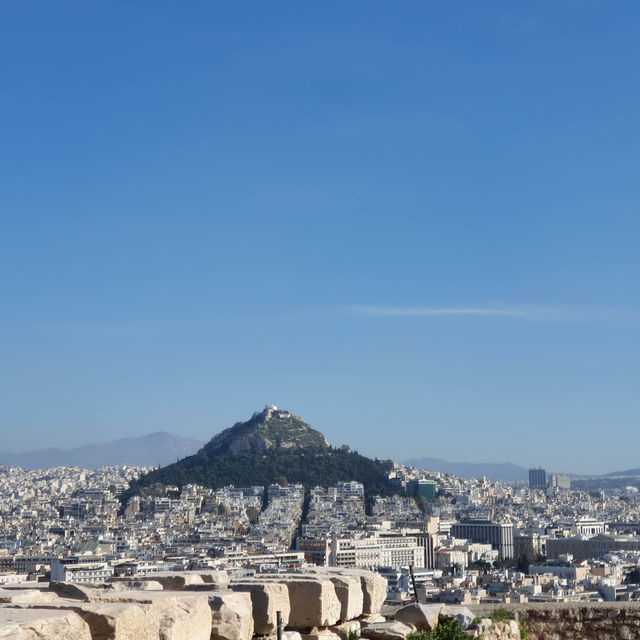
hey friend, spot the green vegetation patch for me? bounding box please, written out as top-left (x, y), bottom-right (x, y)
top-left (121, 446), bottom-right (394, 507)
top-left (406, 620), bottom-right (468, 640)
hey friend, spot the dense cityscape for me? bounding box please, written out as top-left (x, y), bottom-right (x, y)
top-left (3, 450), bottom-right (640, 607)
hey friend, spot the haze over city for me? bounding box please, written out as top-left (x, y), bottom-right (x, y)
top-left (3, 2), bottom-right (640, 475)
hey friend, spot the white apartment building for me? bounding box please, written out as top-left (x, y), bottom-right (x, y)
top-left (50, 560), bottom-right (114, 584)
top-left (328, 534), bottom-right (425, 569)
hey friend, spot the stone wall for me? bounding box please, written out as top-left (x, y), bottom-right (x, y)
top-left (3, 571), bottom-right (640, 640)
top-left (505, 601), bottom-right (640, 640)
top-left (0, 569), bottom-right (387, 640)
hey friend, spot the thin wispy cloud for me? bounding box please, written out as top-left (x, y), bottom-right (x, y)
top-left (347, 305), bottom-right (639, 323)
top-left (348, 305), bottom-right (530, 318)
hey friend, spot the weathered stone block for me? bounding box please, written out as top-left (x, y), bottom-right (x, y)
top-left (361, 620), bottom-right (415, 640)
top-left (393, 603), bottom-right (442, 632)
top-left (0, 607), bottom-right (91, 640)
top-left (73, 602), bottom-right (154, 640)
top-left (200, 571), bottom-right (230, 590)
top-left (232, 582), bottom-right (290, 635)
top-left (209, 590), bottom-right (253, 640)
top-left (330, 619), bottom-right (361, 640)
top-left (283, 579), bottom-right (341, 629)
top-left (439, 605), bottom-right (475, 630)
top-left (111, 580), bottom-right (164, 591)
top-left (301, 629), bottom-right (342, 640)
top-left (303, 568), bottom-right (386, 616)
top-left (86, 590), bottom-right (212, 640)
top-left (134, 572), bottom-right (206, 590)
top-left (325, 576), bottom-right (363, 621)
top-left (18, 600), bottom-right (154, 640)
top-left (0, 589), bottom-right (59, 604)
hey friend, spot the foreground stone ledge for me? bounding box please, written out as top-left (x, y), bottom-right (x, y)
top-left (0, 589), bottom-right (59, 604)
top-left (109, 571), bottom-right (207, 590)
top-left (281, 579), bottom-right (342, 630)
top-left (231, 582), bottom-right (291, 635)
top-left (85, 589), bottom-right (213, 640)
top-left (244, 574), bottom-right (363, 622)
top-left (315, 575), bottom-right (363, 622)
top-left (9, 600), bottom-right (151, 640)
top-left (16, 591), bottom-right (212, 640)
top-left (303, 568), bottom-right (386, 615)
top-left (0, 607), bottom-right (91, 640)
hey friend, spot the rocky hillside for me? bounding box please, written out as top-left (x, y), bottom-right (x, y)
top-left (121, 407), bottom-right (392, 503)
top-left (201, 406), bottom-right (330, 455)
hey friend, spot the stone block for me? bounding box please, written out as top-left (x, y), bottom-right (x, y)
top-left (232, 582), bottom-right (290, 635)
top-left (282, 579), bottom-right (341, 629)
top-left (358, 573), bottom-right (386, 616)
top-left (439, 605), bottom-right (475, 630)
top-left (360, 614), bottom-right (385, 624)
top-left (18, 600), bottom-right (154, 640)
top-left (325, 576), bottom-right (363, 621)
top-left (394, 603), bottom-right (442, 632)
top-left (132, 572), bottom-right (206, 590)
top-left (200, 571), bottom-right (230, 590)
top-left (330, 619), bottom-right (361, 640)
top-left (48, 582), bottom-right (99, 602)
top-left (302, 569), bottom-right (386, 616)
top-left (0, 589), bottom-right (59, 604)
top-left (73, 602), bottom-right (154, 640)
top-left (209, 590), bottom-right (254, 640)
top-left (301, 630), bottom-right (342, 640)
top-left (28, 590), bottom-right (212, 640)
top-left (0, 607), bottom-right (91, 640)
top-left (361, 620), bottom-right (415, 640)
top-left (86, 590), bottom-right (212, 640)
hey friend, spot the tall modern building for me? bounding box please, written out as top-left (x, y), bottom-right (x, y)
top-left (529, 468), bottom-right (546, 490)
top-left (406, 479), bottom-right (437, 500)
top-left (549, 473), bottom-right (571, 490)
top-left (450, 519), bottom-right (514, 559)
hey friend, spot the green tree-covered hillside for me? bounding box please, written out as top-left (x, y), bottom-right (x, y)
top-left (121, 446), bottom-right (393, 504)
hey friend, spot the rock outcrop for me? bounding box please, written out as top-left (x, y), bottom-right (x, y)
top-left (201, 407), bottom-right (330, 456)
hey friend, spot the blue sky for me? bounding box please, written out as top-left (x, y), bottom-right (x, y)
top-left (2, 2), bottom-right (640, 474)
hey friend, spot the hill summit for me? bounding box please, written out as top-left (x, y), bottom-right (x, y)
top-left (201, 405), bottom-right (330, 456)
top-left (121, 406), bottom-right (393, 503)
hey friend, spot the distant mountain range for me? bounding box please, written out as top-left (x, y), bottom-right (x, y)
top-left (606, 468), bottom-right (640, 477)
top-left (405, 456), bottom-right (640, 484)
top-left (0, 432), bottom-right (203, 470)
top-left (405, 456), bottom-right (530, 482)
